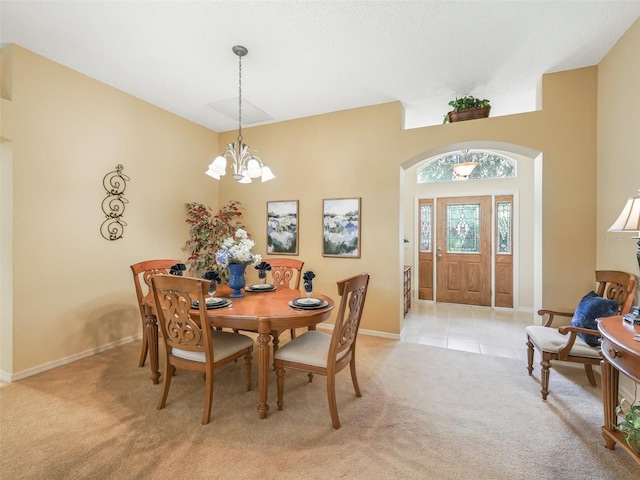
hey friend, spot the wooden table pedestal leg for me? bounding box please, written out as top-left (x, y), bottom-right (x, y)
top-left (146, 314), bottom-right (160, 385)
top-left (257, 331), bottom-right (271, 419)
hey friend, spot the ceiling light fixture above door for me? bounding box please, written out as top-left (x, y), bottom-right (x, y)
top-left (205, 45), bottom-right (275, 183)
top-left (451, 149), bottom-right (478, 180)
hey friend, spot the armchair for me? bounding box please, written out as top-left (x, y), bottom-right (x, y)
top-left (526, 270), bottom-right (636, 400)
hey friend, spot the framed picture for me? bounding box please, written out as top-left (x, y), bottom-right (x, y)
top-left (322, 197), bottom-right (361, 258)
top-left (266, 200), bottom-right (299, 255)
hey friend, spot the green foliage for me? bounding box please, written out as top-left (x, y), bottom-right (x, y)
top-left (448, 95), bottom-right (491, 112)
top-left (183, 200), bottom-right (247, 282)
top-left (615, 399), bottom-right (640, 453)
top-left (443, 96), bottom-right (491, 123)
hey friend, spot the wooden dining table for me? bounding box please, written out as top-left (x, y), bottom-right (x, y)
top-left (143, 283), bottom-right (335, 419)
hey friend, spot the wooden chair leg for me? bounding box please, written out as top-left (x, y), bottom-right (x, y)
top-left (271, 332), bottom-right (280, 370)
top-left (327, 373), bottom-right (340, 429)
top-left (244, 352), bottom-right (253, 391)
top-left (157, 363), bottom-right (174, 410)
top-left (138, 324), bottom-right (148, 367)
top-left (526, 338), bottom-right (534, 376)
top-left (350, 359), bottom-right (362, 397)
top-left (584, 364), bottom-right (597, 387)
top-left (276, 367), bottom-right (285, 411)
top-left (540, 358), bottom-right (551, 401)
top-left (202, 368), bottom-right (214, 425)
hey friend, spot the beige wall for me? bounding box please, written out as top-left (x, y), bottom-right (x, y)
top-left (1, 45), bottom-right (219, 377)
top-left (597, 18), bottom-right (640, 399)
top-left (597, 18), bottom-right (640, 279)
top-left (2, 18), bottom-right (637, 379)
top-left (217, 105), bottom-right (404, 334)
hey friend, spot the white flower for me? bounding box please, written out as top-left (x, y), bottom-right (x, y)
top-left (215, 228), bottom-right (261, 266)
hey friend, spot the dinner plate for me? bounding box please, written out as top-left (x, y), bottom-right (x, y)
top-left (205, 298), bottom-right (232, 309)
top-left (289, 298), bottom-right (329, 310)
top-left (246, 283), bottom-right (276, 292)
top-left (293, 297), bottom-right (323, 306)
top-left (192, 297), bottom-right (227, 308)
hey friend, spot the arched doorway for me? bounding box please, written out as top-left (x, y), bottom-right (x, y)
top-left (400, 141), bottom-right (542, 314)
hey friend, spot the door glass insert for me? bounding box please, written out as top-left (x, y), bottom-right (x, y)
top-left (420, 204), bottom-right (432, 252)
top-left (497, 202), bottom-right (512, 254)
top-left (446, 203), bottom-right (480, 254)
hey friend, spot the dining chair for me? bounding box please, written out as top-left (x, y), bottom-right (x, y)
top-left (526, 270), bottom-right (636, 400)
top-left (151, 274), bottom-right (253, 425)
top-left (266, 258), bottom-right (304, 341)
top-left (274, 272), bottom-right (370, 429)
top-left (267, 258), bottom-right (304, 290)
top-left (130, 259), bottom-right (182, 368)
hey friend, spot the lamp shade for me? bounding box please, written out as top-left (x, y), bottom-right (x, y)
top-left (246, 158), bottom-right (263, 178)
top-left (260, 166), bottom-right (275, 182)
top-left (207, 156), bottom-right (228, 176)
top-left (204, 167), bottom-right (221, 180)
top-left (608, 193), bottom-right (640, 233)
top-left (451, 161), bottom-right (479, 178)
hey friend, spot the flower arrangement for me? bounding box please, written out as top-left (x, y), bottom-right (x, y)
top-left (215, 228), bottom-right (262, 267)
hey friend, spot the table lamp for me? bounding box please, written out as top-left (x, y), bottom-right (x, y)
top-left (608, 189), bottom-right (640, 273)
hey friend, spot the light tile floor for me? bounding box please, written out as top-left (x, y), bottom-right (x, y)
top-left (401, 300), bottom-right (535, 361)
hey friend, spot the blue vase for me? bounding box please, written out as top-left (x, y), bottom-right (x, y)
top-left (228, 264), bottom-right (247, 298)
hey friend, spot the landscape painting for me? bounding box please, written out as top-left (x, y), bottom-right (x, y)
top-left (266, 200), bottom-right (298, 255)
top-left (322, 198), bottom-right (361, 258)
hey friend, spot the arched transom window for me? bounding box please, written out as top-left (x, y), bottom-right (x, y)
top-left (417, 150), bottom-right (516, 183)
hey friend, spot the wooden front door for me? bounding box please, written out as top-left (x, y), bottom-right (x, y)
top-left (436, 196), bottom-right (491, 306)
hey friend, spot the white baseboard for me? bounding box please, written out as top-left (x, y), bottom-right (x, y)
top-left (0, 334), bottom-right (142, 384)
top-left (316, 323), bottom-right (401, 340)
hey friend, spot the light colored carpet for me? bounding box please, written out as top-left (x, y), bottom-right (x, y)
top-left (1, 334), bottom-right (638, 479)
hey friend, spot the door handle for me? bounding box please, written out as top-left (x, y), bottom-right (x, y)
top-left (437, 253), bottom-right (443, 259)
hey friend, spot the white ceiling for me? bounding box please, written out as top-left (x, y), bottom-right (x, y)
top-left (2, 1), bottom-right (639, 133)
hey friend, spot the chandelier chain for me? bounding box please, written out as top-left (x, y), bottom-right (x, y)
top-left (237, 52), bottom-right (243, 145)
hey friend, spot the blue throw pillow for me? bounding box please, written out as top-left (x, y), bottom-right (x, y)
top-left (570, 291), bottom-right (619, 347)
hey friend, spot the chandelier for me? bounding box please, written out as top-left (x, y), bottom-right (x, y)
top-left (451, 149), bottom-right (478, 180)
top-left (205, 45), bottom-right (275, 183)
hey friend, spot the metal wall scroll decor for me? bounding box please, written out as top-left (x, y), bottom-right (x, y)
top-left (100, 164), bottom-right (130, 241)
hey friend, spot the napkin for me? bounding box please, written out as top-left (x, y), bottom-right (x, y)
top-left (255, 261), bottom-right (272, 279)
top-left (169, 263), bottom-right (186, 276)
top-left (303, 270), bottom-right (315, 292)
top-left (202, 270), bottom-right (221, 283)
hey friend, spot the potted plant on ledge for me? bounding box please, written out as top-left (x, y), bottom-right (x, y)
top-left (443, 96), bottom-right (491, 123)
